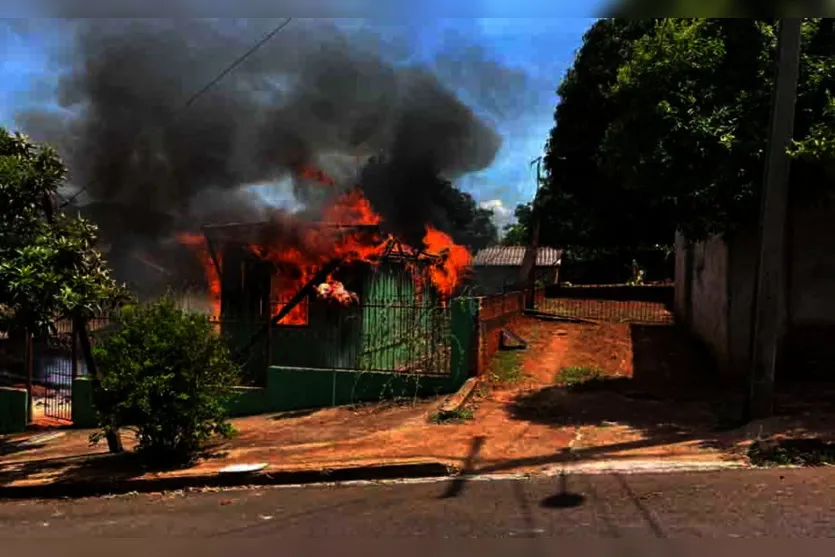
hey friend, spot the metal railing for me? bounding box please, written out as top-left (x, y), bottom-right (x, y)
top-left (220, 297), bottom-right (453, 384)
top-left (537, 284), bottom-right (675, 324)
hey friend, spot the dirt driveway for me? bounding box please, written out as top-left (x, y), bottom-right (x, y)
top-left (209, 316), bottom-right (752, 475)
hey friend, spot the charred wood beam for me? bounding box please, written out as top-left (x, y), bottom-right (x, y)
top-left (201, 225), bottom-right (223, 287)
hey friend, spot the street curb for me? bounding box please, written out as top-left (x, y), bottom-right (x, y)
top-left (541, 459), bottom-right (750, 476)
top-left (0, 461), bottom-right (457, 501)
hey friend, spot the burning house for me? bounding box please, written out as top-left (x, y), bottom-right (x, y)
top-left (10, 19), bottom-right (515, 414)
top-left (181, 184), bottom-right (473, 391)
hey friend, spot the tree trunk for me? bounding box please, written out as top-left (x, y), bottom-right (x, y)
top-left (75, 314), bottom-right (123, 453)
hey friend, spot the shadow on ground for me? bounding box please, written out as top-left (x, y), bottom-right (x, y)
top-left (496, 323), bottom-right (835, 473)
top-left (0, 441), bottom-right (229, 491)
top-left (0, 439), bottom-right (48, 459)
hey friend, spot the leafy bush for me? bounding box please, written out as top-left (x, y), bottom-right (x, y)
top-left (92, 297), bottom-right (240, 466)
top-left (748, 438), bottom-right (835, 468)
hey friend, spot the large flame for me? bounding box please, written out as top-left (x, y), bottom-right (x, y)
top-left (179, 165), bottom-right (472, 323)
top-left (176, 232), bottom-right (222, 317)
top-left (422, 226), bottom-right (473, 298)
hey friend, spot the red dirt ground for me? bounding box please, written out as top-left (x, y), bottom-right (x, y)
top-left (2, 316), bottom-right (793, 488)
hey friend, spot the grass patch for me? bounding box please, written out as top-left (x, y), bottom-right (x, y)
top-left (429, 407), bottom-right (475, 425)
top-left (748, 438), bottom-right (835, 467)
top-left (490, 351), bottom-right (524, 383)
top-left (556, 366), bottom-right (608, 386)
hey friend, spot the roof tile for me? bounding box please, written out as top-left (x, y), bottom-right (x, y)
top-left (472, 246), bottom-right (562, 267)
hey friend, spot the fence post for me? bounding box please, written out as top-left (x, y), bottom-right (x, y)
top-left (71, 320), bottom-right (79, 378)
top-left (450, 297), bottom-right (479, 384)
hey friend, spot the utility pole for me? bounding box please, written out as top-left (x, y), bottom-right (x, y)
top-left (747, 18), bottom-right (802, 421)
top-left (520, 157), bottom-right (544, 309)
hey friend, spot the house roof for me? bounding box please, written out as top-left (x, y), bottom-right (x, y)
top-left (473, 246), bottom-right (562, 267)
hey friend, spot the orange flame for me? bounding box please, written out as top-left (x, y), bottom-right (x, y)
top-left (422, 226), bottom-right (473, 298)
top-left (179, 165), bottom-right (473, 323)
top-left (296, 163), bottom-right (336, 186)
top-left (177, 232), bottom-right (221, 317)
top-left (322, 188), bottom-right (381, 226)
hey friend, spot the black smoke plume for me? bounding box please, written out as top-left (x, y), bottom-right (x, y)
top-left (16, 18), bottom-right (510, 293)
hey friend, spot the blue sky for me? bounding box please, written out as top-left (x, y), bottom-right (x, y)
top-left (0, 17), bottom-right (598, 229)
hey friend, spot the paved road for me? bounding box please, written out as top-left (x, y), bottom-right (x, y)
top-left (0, 468), bottom-right (834, 538)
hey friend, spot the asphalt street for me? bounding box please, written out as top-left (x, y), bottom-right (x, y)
top-left (0, 468), bottom-right (834, 538)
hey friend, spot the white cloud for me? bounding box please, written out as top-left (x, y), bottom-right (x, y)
top-left (479, 198), bottom-right (511, 218)
top-left (479, 198), bottom-right (515, 230)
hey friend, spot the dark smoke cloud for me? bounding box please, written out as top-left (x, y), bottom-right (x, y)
top-left (20, 19), bottom-right (500, 218)
top-left (16, 18), bottom-right (513, 292)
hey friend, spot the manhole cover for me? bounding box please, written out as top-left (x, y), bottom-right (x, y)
top-left (218, 463), bottom-right (268, 474)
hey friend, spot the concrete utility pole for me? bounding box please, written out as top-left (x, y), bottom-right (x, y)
top-left (748, 18), bottom-right (803, 421)
top-left (520, 157), bottom-right (544, 309)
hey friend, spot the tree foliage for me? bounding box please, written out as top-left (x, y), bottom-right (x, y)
top-left (0, 129), bottom-right (128, 334)
top-left (541, 18), bottom-right (835, 248)
top-left (607, 0), bottom-right (828, 18)
top-left (92, 297), bottom-right (240, 466)
top-left (500, 203), bottom-right (533, 245)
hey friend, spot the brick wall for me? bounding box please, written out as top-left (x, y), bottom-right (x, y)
top-left (473, 288), bottom-right (543, 377)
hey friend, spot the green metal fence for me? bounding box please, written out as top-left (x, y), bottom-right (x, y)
top-left (267, 264), bottom-right (452, 378)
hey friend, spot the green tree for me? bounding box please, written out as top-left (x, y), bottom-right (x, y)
top-left (542, 19), bottom-right (663, 249)
top-left (92, 297), bottom-right (240, 467)
top-left (500, 203), bottom-right (533, 245)
top-left (0, 129), bottom-right (127, 335)
top-left (542, 18), bottom-right (835, 246)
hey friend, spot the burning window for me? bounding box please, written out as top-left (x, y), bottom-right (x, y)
top-left (273, 298), bottom-right (309, 326)
top-left (271, 274), bottom-right (309, 327)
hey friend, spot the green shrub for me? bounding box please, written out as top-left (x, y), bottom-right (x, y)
top-left (92, 297), bottom-right (240, 466)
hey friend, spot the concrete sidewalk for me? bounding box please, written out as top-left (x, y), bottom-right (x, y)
top-left (0, 397), bottom-right (749, 499)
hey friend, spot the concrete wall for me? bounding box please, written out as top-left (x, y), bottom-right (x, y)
top-left (726, 202), bottom-right (835, 375)
top-left (784, 202), bottom-right (835, 374)
top-left (726, 227), bottom-right (758, 374)
top-left (0, 387), bottom-right (28, 434)
top-left (689, 234), bottom-right (731, 369)
top-left (474, 288), bottom-right (545, 377)
top-left (786, 202), bottom-right (835, 324)
top-left (679, 200), bottom-right (835, 377)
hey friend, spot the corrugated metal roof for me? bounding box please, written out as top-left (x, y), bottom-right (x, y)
top-left (472, 246), bottom-right (562, 267)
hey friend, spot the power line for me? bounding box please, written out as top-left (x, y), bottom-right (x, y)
top-left (180, 18), bottom-right (293, 111)
top-left (60, 18), bottom-right (294, 209)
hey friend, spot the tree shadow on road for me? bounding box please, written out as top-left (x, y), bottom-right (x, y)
top-left (0, 443), bottom-right (230, 498)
